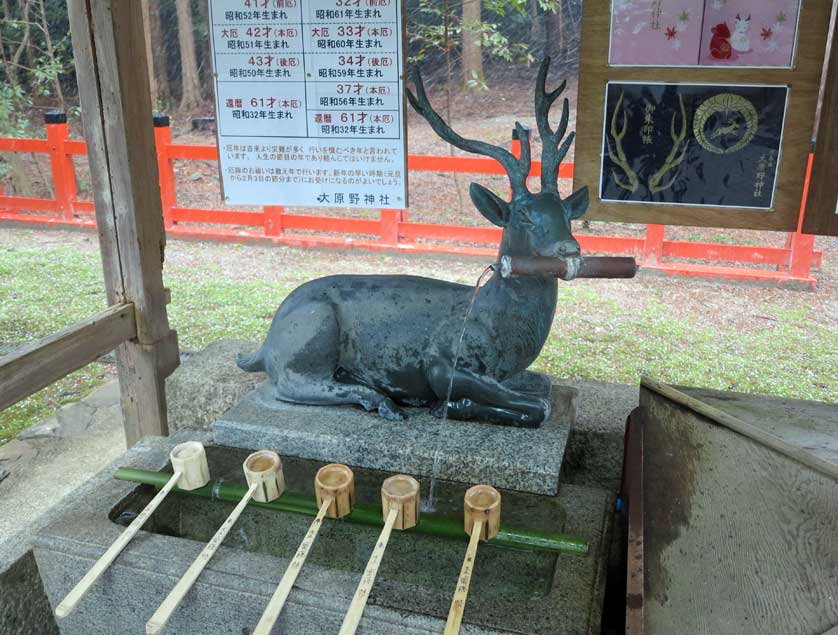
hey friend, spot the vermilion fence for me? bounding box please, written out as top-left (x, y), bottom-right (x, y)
top-left (0, 112), bottom-right (823, 288)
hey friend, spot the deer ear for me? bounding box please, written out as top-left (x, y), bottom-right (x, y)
top-left (565, 186), bottom-right (589, 220)
top-left (469, 183), bottom-right (511, 227)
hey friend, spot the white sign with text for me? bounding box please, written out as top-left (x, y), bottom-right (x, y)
top-left (208, 0), bottom-right (407, 209)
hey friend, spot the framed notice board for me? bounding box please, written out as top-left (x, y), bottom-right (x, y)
top-left (574, 0), bottom-right (833, 231)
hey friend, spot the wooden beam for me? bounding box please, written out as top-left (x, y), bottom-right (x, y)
top-left (640, 377), bottom-right (838, 482)
top-left (0, 304), bottom-right (136, 411)
top-left (804, 4), bottom-right (838, 236)
top-left (68, 0), bottom-right (179, 445)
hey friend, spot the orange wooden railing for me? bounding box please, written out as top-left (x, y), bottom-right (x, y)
top-left (0, 111), bottom-right (822, 288)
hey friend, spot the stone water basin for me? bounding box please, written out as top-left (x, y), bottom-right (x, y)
top-left (34, 435), bottom-right (612, 635)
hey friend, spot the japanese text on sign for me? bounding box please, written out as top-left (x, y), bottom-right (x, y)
top-left (208, 0), bottom-right (407, 208)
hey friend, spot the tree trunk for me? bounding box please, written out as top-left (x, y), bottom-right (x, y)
top-left (149, 0), bottom-right (169, 101)
top-left (529, 0), bottom-right (546, 59)
top-left (175, 0), bottom-right (202, 111)
top-left (36, 0), bottom-right (64, 106)
top-left (141, 0), bottom-right (156, 103)
top-left (10, 0), bottom-right (32, 88)
top-left (461, 0), bottom-right (483, 88)
top-left (195, 0), bottom-right (212, 96)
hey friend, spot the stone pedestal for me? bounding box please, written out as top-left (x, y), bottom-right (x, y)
top-left (214, 381), bottom-right (578, 496)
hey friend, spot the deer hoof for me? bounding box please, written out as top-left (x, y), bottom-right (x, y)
top-left (378, 398), bottom-right (407, 421)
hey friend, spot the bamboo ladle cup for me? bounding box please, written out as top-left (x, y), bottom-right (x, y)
top-left (54, 441), bottom-right (210, 619)
top-left (444, 484), bottom-right (501, 635)
top-left (252, 463), bottom-right (355, 635)
top-left (145, 450), bottom-right (284, 635)
top-left (339, 474), bottom-right (421, 635)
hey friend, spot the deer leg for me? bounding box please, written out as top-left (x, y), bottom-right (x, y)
top-left (426, 363), bottom-right (549, 427)
top-left (275, 378), bottom-right (406, 421)
top-left (267, 302), bottom-right (406, 421)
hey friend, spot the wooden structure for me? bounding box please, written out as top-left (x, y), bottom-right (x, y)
top-left (624, 379), bottom-right (838, 634)
top-left (0, 0), bottom-right (179, 446)
top-left (804, 6), bottom-right (838, 236)
top-left (0, 115), bottom-right (824, 286)
top-left (575, 0), bottom-right (833, 233)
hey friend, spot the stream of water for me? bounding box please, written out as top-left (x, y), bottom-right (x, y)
top-left (421, 265), bottom-right (496, 513)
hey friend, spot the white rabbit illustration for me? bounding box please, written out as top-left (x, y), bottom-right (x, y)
top-left (731, 14), bottom-right (751, 52)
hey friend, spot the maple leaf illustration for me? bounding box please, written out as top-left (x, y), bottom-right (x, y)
top-left (776, 11), bottom-right (787, 23)
top-left (679, 10), bottom-right (690, 22)
top-left (665, 26), bottom-right (678, 40)
top-left (761, 27), bottom-right (773, 41)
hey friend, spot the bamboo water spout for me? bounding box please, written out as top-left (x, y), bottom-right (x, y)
top-left (253, 464), bottom-right (355, 635)
top-left (145, 450), bottom-right (284, 635)
top-left (444, 484), bottom-right (502, 635)
top-left (54, 441), bottom-right (210, 619)
top-left (339, 474), bottom-right (421, 635)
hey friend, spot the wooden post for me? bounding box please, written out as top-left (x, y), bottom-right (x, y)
top-left (153, 114), bottom-right (177, 230)
top-left (67, 0), bottom-right (179, 446)
top-left (44, 111), bottom-right (78, 221)
top-left (641, 224), bottom-right (666, 265)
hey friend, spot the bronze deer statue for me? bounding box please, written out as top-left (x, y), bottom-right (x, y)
top-left (238, 58), bottom-right (589, 427)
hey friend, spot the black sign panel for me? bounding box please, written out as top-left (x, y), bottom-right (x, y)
top-left (600, 82), bottom-right (788, 209)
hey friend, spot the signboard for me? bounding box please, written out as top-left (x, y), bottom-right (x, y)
top-left (600, 82), bottom-right (788, 209)
top-left (574, 0), bottom-right (832, 231)
top-left (208, 0), bottom-right (408, 209)
top-left (609, 0), bottom-right (803, 68)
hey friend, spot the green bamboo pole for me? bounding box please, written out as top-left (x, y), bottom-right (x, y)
top-left (114, 468), bottom-right (589, 555)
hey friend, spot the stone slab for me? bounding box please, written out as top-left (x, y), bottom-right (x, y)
top-left (214, 380), bottom-right (577, 496)
top-left (33, 433), bottom-right (612, 635)
top-left (166, 339), bottom-right (265, 434)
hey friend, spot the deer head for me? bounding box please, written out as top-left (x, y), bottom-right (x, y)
top-left (406, 57), bottom-right (588, 264)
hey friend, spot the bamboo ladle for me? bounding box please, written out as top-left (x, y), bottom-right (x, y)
top-left (54, 441), bottom-right (211, 619)
top-left (252, 463), bottom-right (355, 635)
top-left (444, 484), bottom-right (501, 635)
top-left (339, 474), bottom-right (421, 635)
top-left (145, 450), bottom-right (285, 635)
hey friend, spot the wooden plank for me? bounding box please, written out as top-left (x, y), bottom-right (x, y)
top-left (639, 387), bottom-right (838, 634)
top-left (640, 377), bottom-right (838, 481)
top-left (67, 0), bottom-right (178, 444)
top-left (624, 409), bottom-right (644, 635)
top-left (575, 0), bottom-right (833, 231)
top-left (803, 5), bottom-right (838, 236)
top-left (0, 303), bottom-right (135, 411)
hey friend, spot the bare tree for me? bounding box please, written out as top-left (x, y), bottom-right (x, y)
top-left (461, 0), bottom-right (483, 88)
top-left (175, 0), bottom-right (202, 111)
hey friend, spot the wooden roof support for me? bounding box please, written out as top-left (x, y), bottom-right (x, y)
top-left (67, 0), bottom-right (179, 446)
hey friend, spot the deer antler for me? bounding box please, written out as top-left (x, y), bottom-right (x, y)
top-left (535, 57), bottom-right (575, 193)
top-left (648, 95), bottom-right (688, 194)
top-left (406, 67), bottom-right (532, 196)
top-left (605, 92), bottom-right (640, 193)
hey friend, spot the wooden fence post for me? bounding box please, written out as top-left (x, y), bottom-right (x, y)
top-left (153, 114), bottom-right (177, 230)
top-left (68, 0), bottom-right (179, 446)
top-left (45, 111), bottom-right (78, 221)
top-left (264, 205), bottom-right (285, 237)
top-left (641, 225), bottom-right (666, 265)
top-left (379, 209), bottom-right (401, 245)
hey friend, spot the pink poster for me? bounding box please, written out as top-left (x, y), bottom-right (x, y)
top-left (609, 0), bottom-right (802, 68)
